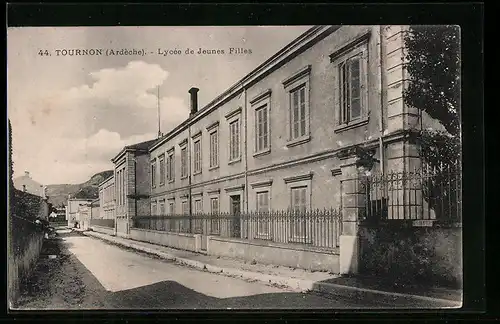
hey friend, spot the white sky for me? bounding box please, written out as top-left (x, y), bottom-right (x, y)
top-left (7, 26), bottom-right (312, 185)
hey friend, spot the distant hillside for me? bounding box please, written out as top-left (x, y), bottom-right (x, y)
top-left (46, 170), bottom-right (113, 207)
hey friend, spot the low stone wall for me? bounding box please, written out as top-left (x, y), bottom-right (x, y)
top-left (8, 232), bottom-right (44, 307)
top-left (208, 236), bottom-right (340, 272)
top-left (91, 225), bottom-right (115, 236)
top-left (129, 228), bottom-right (198, 252)
top-left (359, 222), bottom-right (463, 288)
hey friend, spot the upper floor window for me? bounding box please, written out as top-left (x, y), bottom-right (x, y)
top-left (330, 32), bottom-right (369, 130)
top-left (167, 151), bottom-right (175, 182)
top-left (339, 54), bottom-right (363, 124)
top-left (229, 119), bottom-right (240, 162)
top-left (256, 104), bottom-right (269, 153)
top-left (209, 130), bottom-right (219, 168)
top-left (169, 202), bottom-right (175, 215)
top-left (151, 159), bottom-right (157, 188)
top-left (282, 66), bottom-right (311, 147)
top-left (159, 154), bottom-right (165, 185)
top-left (180, 147), bottom-right (188, 178)
top-left (290, 86), bottom-right (307, 140)
top-left (193, 138), bottom-right (202, 174)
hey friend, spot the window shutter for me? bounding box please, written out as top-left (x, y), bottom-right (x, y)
top-left (263, 107), bottom-right (268, 149)
top-left (300, 188), bottom-right (307, 211)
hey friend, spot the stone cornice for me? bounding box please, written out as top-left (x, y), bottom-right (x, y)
top-left (206, 121), bottom-right (220, 132)
top-left (282, 65), bottom-right (311, 88)
top-left (329, 31), bottom-right (371, 62)
top-left (224, 184), bottom-right (245, 193)
top-left (284, 172), bottom-right (313, 184)
top-left (191, 130), bottom-right (202, 139)
top-left (250, 180), bottom-right (273, 189)
top-left (179, 138), bottom-right (188, 147)
top-left (207, 188), bottom-right (221, 195)
top-left (249, 89), bottom-right (272, 106)
top-left (225, 106), bottom-right (242, 120)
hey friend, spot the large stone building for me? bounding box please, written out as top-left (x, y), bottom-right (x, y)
top-left (98, 175), bottom-right (115, 220)
top-left (147, 25), bottom-right (428, 235)
top-left (101, 26), bottom-right (455, 276)
top-left (111, 139), bottom-right (158, 237)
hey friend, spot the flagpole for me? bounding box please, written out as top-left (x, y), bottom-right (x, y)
top-left (157, 85), bottom-right (161, 138)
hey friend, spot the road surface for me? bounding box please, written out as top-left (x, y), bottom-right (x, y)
top-left (14, 229), bottom-right (452, 310)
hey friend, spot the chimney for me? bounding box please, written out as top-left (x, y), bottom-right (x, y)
top-left (189, 87), bottom-right (199, 116)
top-left (25, 171), bottom-right (30, 177)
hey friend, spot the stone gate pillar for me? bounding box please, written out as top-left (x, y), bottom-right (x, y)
top-left (339, 154), bottom-right (368, 275)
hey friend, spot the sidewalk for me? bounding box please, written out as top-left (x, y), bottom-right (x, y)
top-left (77, 229), bottom-right (462, 308)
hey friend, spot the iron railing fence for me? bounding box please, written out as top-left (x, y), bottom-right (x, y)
top-left (360, 165), bottom-right (461, 224)
top-left (134, 208), bottom-right (342, 249)
top-left (89, 219), bottom-right (115, 228)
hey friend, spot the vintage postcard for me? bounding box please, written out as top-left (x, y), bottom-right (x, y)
top-left (7, 25), bottom-right (462, 310)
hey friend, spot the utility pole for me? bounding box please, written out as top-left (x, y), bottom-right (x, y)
top-left (157, 85), bottom-right (162, 138)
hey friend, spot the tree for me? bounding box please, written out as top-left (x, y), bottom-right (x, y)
top-left (403, 25), bottom-right (461, 138)
top-left (403, 26), bottom-right (461, 222)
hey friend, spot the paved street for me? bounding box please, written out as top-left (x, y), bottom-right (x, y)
top-left (15, 229), bottom-right (455, 310)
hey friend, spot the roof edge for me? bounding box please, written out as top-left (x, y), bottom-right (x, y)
top-left (149, 25), bottom-right (337, 152)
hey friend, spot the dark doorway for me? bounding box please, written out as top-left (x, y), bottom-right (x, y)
top-left (230, 195), bottom-right (241, 238)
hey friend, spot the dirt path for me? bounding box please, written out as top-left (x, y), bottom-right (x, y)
top-left (14, 230), bottom-right (110, 310)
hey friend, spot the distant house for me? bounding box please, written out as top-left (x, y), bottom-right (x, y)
top-left (13, 171), bottom-right (46, 198)
top-left (66, 197), bottom-right (93, 228)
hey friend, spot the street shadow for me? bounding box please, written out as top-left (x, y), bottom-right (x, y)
top-left (311, 276), bottom-right (462, 308)
top-left (15, 235), bottom-right (384, 310)
top-left (15, 233), bottom-right (457, 310)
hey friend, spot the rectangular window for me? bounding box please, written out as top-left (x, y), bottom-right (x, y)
top-left (210, 197), bottom-right (219, 234)
top-left (181, 200), bottom-right (189, 215)
top-left (256, 191), bottom-right (270, 236)
top-left (181, 200), bottom-right (189, 232)
top-left (159, 200), bottom-right (165, 215)
top-left (290, 186), bottom-right (307, 238)
top-left (181, 147), bottom-right (187, 178)
top-left (255, 105), bottom-right (269, 152)
top-left (168, 153), bottom-right (174, 181)
top-left (229, 119), bottom-right (240, 161)
top-left (194, 139), bottom-right (202, 174)
top-left (116, 171), bottom-right (120, 206)
top-left (159, 155), bottom-right (165, 185)
top-left (151, 202), bottom-right (157, 216)
top-left (209, 130), bottom-right (219, 168)
top-left (123, 169), bottom-right (126, 204)
top-left (290, 85), bottom-right (307, 140)
top-left (339, 54), bottom-right (362, 124)
top-left (194, 199), bottom-right (203, 214)
top-left (169, 202), bottom-right (175, 215)
top-left (151, 160), bottom-right (157, 188)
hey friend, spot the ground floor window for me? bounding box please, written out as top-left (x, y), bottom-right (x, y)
top-left (256, 191), bottom-right (270, 237)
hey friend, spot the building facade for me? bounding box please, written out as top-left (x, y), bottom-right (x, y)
top-left (98, 25), bottom-right (459, 276)
top-left (148, 25), bottom-right (424, 219)
top-left (111, 139), bottom-right (157, 237)
top-left (90, 198), bottom-right (100, 220)
top-left (66, 198), bottom-right (93, 228)
top-left (98, 175), bottom-right (115, 220)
